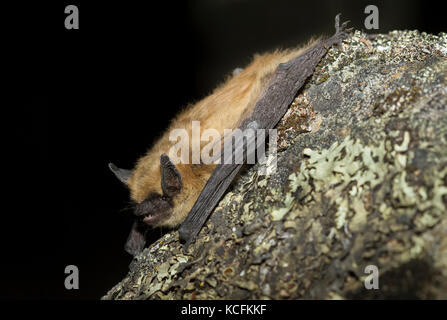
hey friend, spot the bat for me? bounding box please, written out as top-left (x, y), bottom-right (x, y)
top-left (179, 14), bottom-right (350, 250)
top-left (109, 14), bottom-right (350, 256)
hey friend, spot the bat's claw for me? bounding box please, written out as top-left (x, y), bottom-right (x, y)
top-left (179, 224), bottom-right (195, 253)
top-left (182, 241), bottom-right (191, 254)
top-left (328, 13), bottom-right (351, 51)
top-left (334, 13), bottom-right (341, 32)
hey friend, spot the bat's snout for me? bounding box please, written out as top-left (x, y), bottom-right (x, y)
top-left (134, 195), bottom-right (173, 226)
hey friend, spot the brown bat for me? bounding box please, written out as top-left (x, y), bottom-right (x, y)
top-left (110, 14), bottom-right (350, 256)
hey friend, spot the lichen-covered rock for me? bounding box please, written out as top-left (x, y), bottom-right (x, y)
top-left (103, 30), bottom-right (447, 300)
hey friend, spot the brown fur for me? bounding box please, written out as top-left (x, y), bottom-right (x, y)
top-left (126, 39), bottom-right (320, 228)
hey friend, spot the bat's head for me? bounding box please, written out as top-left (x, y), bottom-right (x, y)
top-left (109, 153), bottom-right (185, 228)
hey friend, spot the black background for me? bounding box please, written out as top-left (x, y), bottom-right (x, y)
top-left (3, 0), bottom-right (446, 299)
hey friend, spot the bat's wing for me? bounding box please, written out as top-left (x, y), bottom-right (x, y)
top-left (179, 14), bottom-right (350, 250)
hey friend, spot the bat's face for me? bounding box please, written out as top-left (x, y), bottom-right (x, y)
top-left (134, 192), bottom-right (173, 226)
top-left (133, 154), bottom-right (183, 226)
top-left (109, 154), bottom-right (183, 227)
top-left (109, 154), bottom-right (184, 255)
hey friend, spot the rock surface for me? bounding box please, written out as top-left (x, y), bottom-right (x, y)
top-left (103, 30), bottom-right (447, 300)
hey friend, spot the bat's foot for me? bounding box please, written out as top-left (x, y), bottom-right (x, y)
top-left (178, 225), bottom-right (195, 253)
top-left (327, 13), bottom-right (352, 50)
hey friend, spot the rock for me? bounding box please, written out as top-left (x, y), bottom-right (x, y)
top-left (103, 30), bottom-right (447, 300)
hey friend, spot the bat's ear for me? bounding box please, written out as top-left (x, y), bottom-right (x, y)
top-left (160, 154), bottom-right (182, 197)
top-left (108, 162), bottom-right (132, 184)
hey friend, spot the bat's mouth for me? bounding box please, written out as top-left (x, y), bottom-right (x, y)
top-left (134, 193), bottom-right (173, 226)
top-left (142, 212), bottom-right (166, 225)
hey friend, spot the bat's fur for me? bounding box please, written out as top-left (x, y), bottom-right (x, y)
top-left (115, 39), bottom-right (320, 234)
